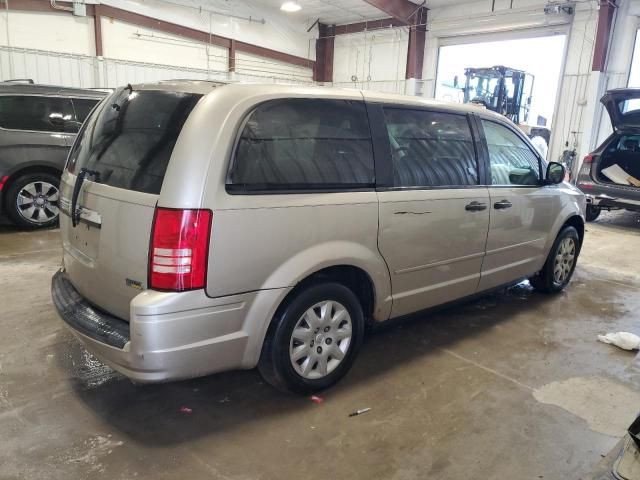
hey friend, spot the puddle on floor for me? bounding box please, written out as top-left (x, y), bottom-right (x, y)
top-left (533, 376), bottom-right (640, 437)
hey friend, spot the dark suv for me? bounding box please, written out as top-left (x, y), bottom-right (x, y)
top-left (0, 81), bottom-right (106, 228)
top-left (577, 88), bottom-right (640, 221)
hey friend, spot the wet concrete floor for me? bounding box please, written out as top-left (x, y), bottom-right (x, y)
top-left (1, 211), bottom-right (640, 479)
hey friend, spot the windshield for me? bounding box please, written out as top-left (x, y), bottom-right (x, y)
top-left (465, 75), bottom-right (501, 108)
top-left (66, 88), bottom-right (202, 195)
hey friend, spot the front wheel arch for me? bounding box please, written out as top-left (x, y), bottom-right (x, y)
top-left (560, 215), bottom-right (584, 251)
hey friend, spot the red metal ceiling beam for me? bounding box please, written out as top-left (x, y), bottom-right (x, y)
top-left (333, 17), bottom-right (405, 35)
top-left (362, 0), bottom-right (424, 24)
top-left (6, 0), bottom-right (314, 70)
top-left (592, 0), bottom-right (617, 72)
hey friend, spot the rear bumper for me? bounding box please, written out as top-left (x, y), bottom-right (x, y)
top-left (577, 179), bottom-right (640, 212)
top-left (584, 192), bottom-right (640, 212)
top-left (51, 269), bottom-right (289, 383)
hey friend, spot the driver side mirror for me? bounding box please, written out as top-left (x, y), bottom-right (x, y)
top-left (546, 162), bottom-right (566, 185)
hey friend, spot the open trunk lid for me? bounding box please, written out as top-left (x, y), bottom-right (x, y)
top-left (601, 88), bottom-right (640, 130)
top-left (59, 86), bottom-right (203, 320)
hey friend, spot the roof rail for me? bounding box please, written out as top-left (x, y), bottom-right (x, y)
top-left (2, 79), bottom-right (35, 84)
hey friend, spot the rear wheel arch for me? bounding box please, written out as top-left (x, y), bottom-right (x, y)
top-left (269, 265), bottom-right (377, 334)
top-left (254, 264), bottom-right (377, 368)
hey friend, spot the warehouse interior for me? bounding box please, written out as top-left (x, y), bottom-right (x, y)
top-left (1, 0), bottom-right (640, 479)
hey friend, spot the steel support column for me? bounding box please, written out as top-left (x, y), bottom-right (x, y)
top-left (314, 23), bottom-right (334, 83)
top-left (592, 0), bottom-right (617, 72)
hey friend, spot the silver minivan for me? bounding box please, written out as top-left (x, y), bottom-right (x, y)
top-left (52, 81), bottom-right (586, 393)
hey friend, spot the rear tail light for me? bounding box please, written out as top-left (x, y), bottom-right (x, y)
top-left (149, 208), bottom-right (213, 291)
top-left (0, 176), bottom-right (9, 191)
top-left (579, 154), bottom-right (594, 178)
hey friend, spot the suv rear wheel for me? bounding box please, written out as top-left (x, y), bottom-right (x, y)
top-left (530, 226), bottom-right (580, 293)
top-left (5, 172), bottom-right (60, 229)
top-left (258, 282), bottom-right (364, 394)
top-left (586, 205), bottom-right (601, 222)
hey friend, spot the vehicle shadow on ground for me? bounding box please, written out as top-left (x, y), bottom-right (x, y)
top-left (54, 281), bottom-right (557, 447)
top-left (593, 210), bottom-right (640, 233)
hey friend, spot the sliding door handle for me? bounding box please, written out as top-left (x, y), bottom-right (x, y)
top-left (465, 201), bottom-right (487, 212)
top-left (494, 200), bottom-right (513, 210)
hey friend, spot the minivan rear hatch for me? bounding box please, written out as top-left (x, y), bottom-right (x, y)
top-left (602, 88), bottom-right (640, 130)
top-left (59, 86), bottom-right (203, 320)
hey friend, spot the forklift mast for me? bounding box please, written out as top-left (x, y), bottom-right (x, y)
top-left (463, 65), bottom-right (534, 124)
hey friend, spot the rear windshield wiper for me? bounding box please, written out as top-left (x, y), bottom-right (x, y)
top-left (71, 168), bottom-right (100, 228)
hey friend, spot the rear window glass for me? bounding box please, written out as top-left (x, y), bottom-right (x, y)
top-left (620, 99), bottom-right (640, 115)
top-left (0, 95), bottom-right (75, 132)
top-left (228, 99), bottom-right (374, 191)
top-left (66, 89), bottom-right (201, 195)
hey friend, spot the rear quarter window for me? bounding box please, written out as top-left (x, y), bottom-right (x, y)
top-left (66, 89), bottom-right (202, 195)
top-left (227, 99), bottom-right (375, 192)
top-left (0, 95), bottom-right (75, 132)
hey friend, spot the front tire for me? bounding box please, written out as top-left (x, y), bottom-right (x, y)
top-left (585, 205), bottom-right (601, 222)
top-left (5, 172), bottom-right (60, 229)
top-left (258, 282), bottom-right (365, 394)
top-left (530, 226), bottom-right (580, 293)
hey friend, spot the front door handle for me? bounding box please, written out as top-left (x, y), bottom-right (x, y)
top-left (494, 200), bottom-right (513, 210)
top-left (465, 201), bottom-right (487, 212)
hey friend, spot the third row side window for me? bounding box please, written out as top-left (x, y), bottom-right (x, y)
top-left (383, 108), bottom-right (479, 188)
top-left (229, 99), bottom-right (375, 190)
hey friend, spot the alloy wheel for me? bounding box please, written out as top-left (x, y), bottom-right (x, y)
top-left (16, 181), bottom-right (60, 225)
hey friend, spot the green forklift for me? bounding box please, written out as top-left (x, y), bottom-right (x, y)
top-left (460, 65), bottom-right (535, 125)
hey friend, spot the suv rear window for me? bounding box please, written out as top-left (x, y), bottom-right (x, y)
top-left (227, 99), bottom-right (374, 192)
top-left (66, 88), bottom-right (202, 195)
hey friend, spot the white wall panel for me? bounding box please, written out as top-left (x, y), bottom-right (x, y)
top-left (101, 18), bottom-right (228, 73)
top-left (333, 29), bottom-right (408, 86)
top-left (1, 10), bottom-right (94, 56)
top-left (234, 51), bottom-right (312, 82)
top-left (102, 0), bottom-right (315, 60)
top-left (0, 47), bottom-right (95, 87)
top-left (0, 46), bottom-right (310, 89)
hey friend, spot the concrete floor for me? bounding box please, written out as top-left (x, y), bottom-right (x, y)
top-left (1, 211), bottom-right (640, 480)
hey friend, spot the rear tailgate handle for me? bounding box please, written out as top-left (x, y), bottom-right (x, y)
top-left (465, 201), bottom-right (487, 212)
top-left (494, 200), bottom-right (513, 210)
top-left (77, 207), bottom-right (102, 228)
top-left (59, 198), bottom-right (102, 228)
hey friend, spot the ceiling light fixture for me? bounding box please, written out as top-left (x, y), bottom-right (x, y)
top-left (281, 2), bottom-right (302, 12)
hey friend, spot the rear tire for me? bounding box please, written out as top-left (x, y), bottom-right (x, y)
top-left (530, 226), bottom-right (580, 293)
top-left (5, 172), bottom-right (60, 229)
top-left (586, 205), bottom-right (601, 222)
top-left (258, 282), bottom-right (364, 394)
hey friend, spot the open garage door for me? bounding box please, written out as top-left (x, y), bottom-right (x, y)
top-left (434, 34), bottom-right (567, 155)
